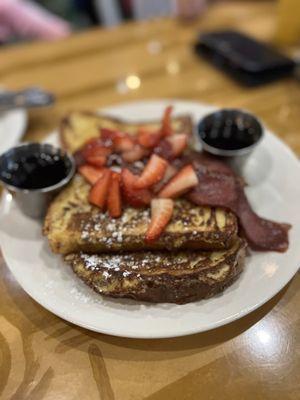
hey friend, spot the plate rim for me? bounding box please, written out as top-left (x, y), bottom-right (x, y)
top-left (0, 107), bottom-right (27, 154)
top-left (0, 99), bottom-right (299, 339)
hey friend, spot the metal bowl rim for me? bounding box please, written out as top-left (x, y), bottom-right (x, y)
top-left (0, 142), bottom-right (75, 193)
top-left (197, 108), bottom-right (264, 157)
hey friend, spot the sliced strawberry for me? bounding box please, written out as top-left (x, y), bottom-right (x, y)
top-left (134, 154), bottom-right (168, 189)
top-left (107, 172), bottom-right (122, 218)
top-left (166, 133), bottom-right (188, 159)
top-left (77, 139), bottom-right (110, 168)
top-left (84, 146), bottom-right (111, 158)
top-left (88, 169), bottom-right (111, 210)
top-left (153, 139), bottom-right (173, 160)
top-left (122, 144), bottom-right (148, 163)
top-left (85, 153), bottom-right (107, 167)
top-left (113, 135), bottom-right (135, 153)
top-left (158, 165), bottom-right (198, 198)
top-left (145, 198), bottom-right (174, 242)
top-left (81, 138), bottom-right (112, 159)
top-left (78, 165), bottom-right (105, 185)
top-left (80, 144), bottom-right (111, 168)
top-left (82, 137), bottom-right (104, 150)
top-left (153, 134), bottom-right (187, 161)
top-left (153, 164), bottom-right (177, 193)
top-left (137, 128), bottom-right (161, 148)
top-left (100, 128), bottom-right (135, 153)
top-left (161, 105), bottom-right (173, 136)
top-left (100, 128), bottom-right (118, 144)
top-left (121, 168), bottom-right (152, 207)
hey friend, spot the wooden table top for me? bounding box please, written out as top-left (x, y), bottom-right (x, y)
top-left (0, 2), bottom-right (299, 399)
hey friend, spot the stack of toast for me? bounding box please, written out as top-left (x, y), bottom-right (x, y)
top-left (44, 111), bottom-right (246, 304)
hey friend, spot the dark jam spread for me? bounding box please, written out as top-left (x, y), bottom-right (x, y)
top-left (198, 110), bottom-right (262, 151)
top-left (0, 151), bottom-right (70, 190)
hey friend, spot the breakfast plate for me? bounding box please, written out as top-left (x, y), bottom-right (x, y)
top-left (0, 108), bottom-right (27, 155)
top-left (0, 99), bottom-right (299, 339)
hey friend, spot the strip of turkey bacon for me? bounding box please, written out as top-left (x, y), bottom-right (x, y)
top-left (184, 152), bottom-right (290, 252)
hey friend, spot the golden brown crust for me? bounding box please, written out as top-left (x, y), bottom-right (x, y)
top-left (65, 238), bottom-right (246, 304)
top-left (43, 176), bottom-right (238, 254)
top-left (51, 111), bottom-right (246, 305)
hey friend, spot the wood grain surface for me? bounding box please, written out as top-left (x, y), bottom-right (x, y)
top-left (0, 2), bottom-right (299, 399)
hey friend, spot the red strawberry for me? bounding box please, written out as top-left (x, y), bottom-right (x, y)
top-left (153, 138), bottom-right (173, 160)
top-left (158, 165), bottom-right (198, 198)
top-left (145, 198), bottom-right (174, 242)
top-left (166, 133), bottom-right (188, 159)
top-left (78, 165), bottom-right (105, 185)
top-left (84, 146), bottom-right (111, 158)
top-left (85, 155), bottom-right (107, 168)
top-left (100, 128), bottom-right (135, 152)
top-left (100, 128), bottom-right (118, 144)
top-left (122, 144), bottom-right (148, 163)
top-left (121, 168), bottom-right (152, 207)
top-left (81, 138), bottom-right (112, 159)
top-left (137, 128), bottom-right (161, 148)
top-left (107, 172), bottom-right (122, 218)
top-left (88, 169), bottom-right (111, 210)
top-left (161, 105), bottom-right (173, 136)
top-left (134, 154), bottom-right (168, 189)
top-left (113, 135), bottom-right (135, 152)
top-left (153, 164), bottom-right (177, 193)
top-left (82, 137), bottom-right (104, 150)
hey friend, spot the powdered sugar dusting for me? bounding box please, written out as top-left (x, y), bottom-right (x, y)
top-left (70, 286), bottom-right (92, 303)
top-left (77, 250), bottom-right (199, 276)
top-left (80, 254), bottom-right (123, 272)
top-left (79, 206), bottom-right (151, 248)
top-left (43, 277), bottom-right (102, 306)
top-left (103, 271), bottom-right (111, 280)
top-left (81, 229), bottom-right (90, 240)
top-left (81, 254), bottom-right (101, 271)
top-left (106, 223), bottom-right (115, 231)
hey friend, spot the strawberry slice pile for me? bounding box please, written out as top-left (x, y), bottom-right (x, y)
top-left (146, 199), bottom-right (174, 242)
top-left (77, 106), bottom-right (199, 240)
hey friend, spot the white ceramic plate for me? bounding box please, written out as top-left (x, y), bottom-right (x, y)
top-left (0, 100), bottom-right (299, 339)
top-left (0, 108), bottom-right (27, 155)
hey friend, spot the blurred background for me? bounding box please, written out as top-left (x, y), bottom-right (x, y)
top-left (0, 0), bottom-right (299, 154)
top-left (0, 0), bottom-right (299, 47)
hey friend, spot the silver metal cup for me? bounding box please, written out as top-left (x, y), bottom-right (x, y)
top-left (197, 109), bottom-right (264, 175)
top-left (0, 143), bottom-right (75, 218)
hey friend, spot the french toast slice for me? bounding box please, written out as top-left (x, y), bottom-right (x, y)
top-left (65, 238), bottom-right (246, 304)
top-left (45, 112), bottom-right (238, 254)
top-left (60, 111), bottom-right (193, 154)
top-left (44, 175), bottom-right (238, 254)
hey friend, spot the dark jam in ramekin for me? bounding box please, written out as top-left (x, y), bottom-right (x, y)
top-left (0, 145), bottom-right (73, 190)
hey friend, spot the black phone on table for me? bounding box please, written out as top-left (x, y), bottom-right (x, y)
top-left (194, 30), bottom-right (296, 86)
